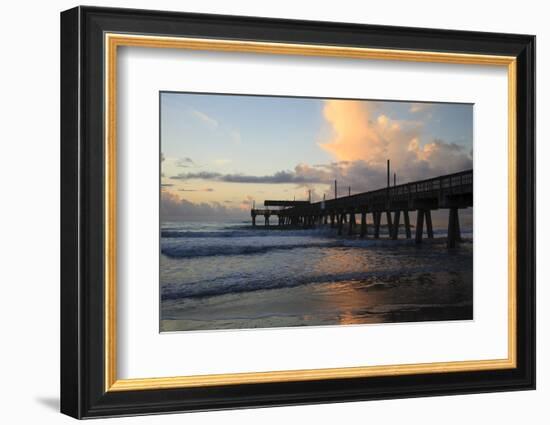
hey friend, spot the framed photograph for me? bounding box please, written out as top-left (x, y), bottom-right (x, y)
top-left (60, 6), bottom-right (535, 419)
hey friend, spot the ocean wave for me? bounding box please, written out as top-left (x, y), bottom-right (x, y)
top-left (161, 270), bottom-right (396, 300)
top-left (161, 228), bottom-right (333, 239)
top-left (161, 239), bottom-right (340, 258)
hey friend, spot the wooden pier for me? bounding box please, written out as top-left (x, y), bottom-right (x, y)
top-left (251, 169), bottom-right (472, 247)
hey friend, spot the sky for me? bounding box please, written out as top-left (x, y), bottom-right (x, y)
top-left (160, 92), bottom-right (473, 222)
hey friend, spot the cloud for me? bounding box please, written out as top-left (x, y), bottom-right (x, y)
top-left (190, 108), bottom-right (218, 128)
top-left (169, 161), bottom-right (383, 196)
top-left (171, 169), bottom-right (325, 184)
top-left (172, 171), bottom-right (221, 181)
top-left (169, 160), bottom-right (396, 194)
top-left (318, 99), bottom-right (471, 186)
top-left (409, 103), bottom-right (432, 113)
top-left (295, 161), bottom-right (387, 195)
top-left (178, 187), bottom-right (214, 192)
top-left (161, 191), bottom-right (245, 221)
top-left (410, 139), bottom-right (473, 176)
top-left (175, 157), bottom-right (196, 168)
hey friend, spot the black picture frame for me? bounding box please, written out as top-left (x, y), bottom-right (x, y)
top-left (61, 5), bottom-right (535, 419)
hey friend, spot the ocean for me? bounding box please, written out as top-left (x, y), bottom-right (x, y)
top-left (160, 221), bottom-right (473, 332)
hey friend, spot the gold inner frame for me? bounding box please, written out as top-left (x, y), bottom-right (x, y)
top-left (104, 33), bottom-right (517, 392)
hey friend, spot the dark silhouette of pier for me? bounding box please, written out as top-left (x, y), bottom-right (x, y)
top-left (251, 168), bottom-right (472, 248)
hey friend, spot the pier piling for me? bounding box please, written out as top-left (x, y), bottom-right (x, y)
top-left (447, 208), bottom-right (461, 248)
top-left (373, 212), bottom-right (381, 239)
top-left (392, 210), bottom-right (401, 240)
top-left (425, 210), bottom-right (434, 239)
top-left (404, 210), bottom-right (411, 239)
top-left (360, 212), bottom-right (367, 238)
top-left (386, 211), bottom-right (393, 237)
top-left (415, 209), bottom-right (425, 243)
top-left (348, 211), bottom-right (356, 235)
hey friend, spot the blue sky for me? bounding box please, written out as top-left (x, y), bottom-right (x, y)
top-left (161, 93), bottom-right (331, 175)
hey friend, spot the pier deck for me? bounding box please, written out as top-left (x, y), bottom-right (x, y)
top-left (251, 169), bottom-right (472, 247)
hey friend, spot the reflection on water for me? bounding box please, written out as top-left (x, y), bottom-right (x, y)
top-left (160, 222), bottom-right (473, 332)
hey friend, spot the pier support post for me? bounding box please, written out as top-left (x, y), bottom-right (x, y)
top-left (265, 215), bottom-right (270, 227)
top-left (373, 212), bottom-right (380, 239)
top-left (392, 210), bottom-right (401, 240)
top-left (348, 211), bottom-right (356, 235)
top-left (425, 210), bottom-right (434, 239)
top-left (360, 212), bottom-right (367, 238)
top-left (252, 214), bottom-right (256, 227)
top-left (404, 210), bottom-right (411, 239)
top-left (415, 209), bottom-right (425, 244)
top-left (330, 213), bottom-right (335, 228)
top-left (386, 211), bottom-right (393, 238)
top-left (455, 211), bottom-right (461, 242)
top-left (447, 208), bottom-right (461, 248)
top-left (337, 213), bottom-right (344, 236)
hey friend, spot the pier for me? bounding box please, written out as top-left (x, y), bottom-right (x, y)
top-left (251, 169), bottom-right (472, 247)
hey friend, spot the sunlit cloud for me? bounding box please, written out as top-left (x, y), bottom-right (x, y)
top-left (318, 99), bottom-right (471, 185)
